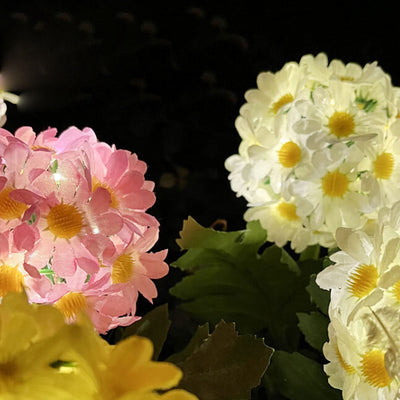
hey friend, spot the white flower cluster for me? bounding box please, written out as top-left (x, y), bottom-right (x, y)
top-left (225, 53), bottom-right (400, 251)
top-left (317, 203), bottom-right (400, 400)
top-left (0, 74), bottom-right (19, 127)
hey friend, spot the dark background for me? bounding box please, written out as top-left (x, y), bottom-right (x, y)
top-left (0, 0), bottom-right (397, 349)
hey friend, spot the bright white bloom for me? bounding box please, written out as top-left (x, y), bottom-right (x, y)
top-left (317, 200), bottom-right (400, 399)
top-left (226, 53), bottom-right (400, 251)
top-left (323, 309), bottom-right (400, 400)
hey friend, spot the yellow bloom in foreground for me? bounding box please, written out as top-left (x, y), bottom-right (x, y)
top-left (0, 292), bottom-right (198, 400)
top-left (96, 336), bottom-right (197, 400)
top-left (0, 292), bottom-right (95, 400)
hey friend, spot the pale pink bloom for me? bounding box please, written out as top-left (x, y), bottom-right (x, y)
top-left (25, 266), bottom-right (139, 333)
top-left (84, 141), bottom-right (159, 238)
top-left (105, 226), bottom-right (168, 303)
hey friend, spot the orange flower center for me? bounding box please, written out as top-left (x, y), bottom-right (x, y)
top-left (47, 204), bottom-right (83, 239)
top-left (0, 187), bottom-right (27, 220)
top-left (0, 265), bottom-right (24, 297)
top-left (112, 253), bottom-right (134, 284)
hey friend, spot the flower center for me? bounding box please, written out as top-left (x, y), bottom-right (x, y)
top-left (92, 177), bottom-right (119, 208)
top-left (277, 202), bottom-right (299, 221)
top-left (0, 187), bottom-right (28, 220)
top-left (47, 204), bottom-right (83, 239)
top-left (392, 279), bottom-right (400, 302)
top-left (272, 93), bottom-right (294, 114)
top-left (347, 264), bottom-right (378, 298)
top-left (336, 346), bottom-right (356, 375)
top-left (112, 253), bottom-right (134, 284)
top-left (361, 350), bottom-right (392, 388)
top-left (340, 76), bottom-right (354, 82)
top-left (0, 265), bottom-right (24, 297)
top-left (321, 171), bottom-right (349, 197)
top-left (328, 111), bottom-right (355, 138)
top-left (374, 153), bottom-right (394, 180)
top-left (278, 141), bottom-right (301, 168)
top-left (54, 292), bottom-right (87, 320)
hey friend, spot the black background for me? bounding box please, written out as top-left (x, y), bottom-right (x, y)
top-left (0, 0), bottom-right (398, 351)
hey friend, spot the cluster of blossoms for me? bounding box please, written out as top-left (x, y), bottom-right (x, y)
top-left (0, 291), bottom-right (197, 400)
top-left (316, 201), bottom-right (400, 399)
top-left (0, 125), bottom-right (168, 333)
top-left (225, 53), bottom-right (400, 251)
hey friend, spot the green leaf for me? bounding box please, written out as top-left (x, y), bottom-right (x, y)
top-left (120, 304), bottom-right (171, 360)
top-left (297, 311), bottom-right (329, 352)
top-left (306, 274), bottom-right (330, 316)
top-left (264, 351), bottom-right (341, 400)
top-left (299, 245), bottom-right (320, 261)
top-left (167, 323), bottom-right (210, 364)
top-left (172, 320), bottom-right (274, 400)
top-left (171, 218), bottom-right (316, 350)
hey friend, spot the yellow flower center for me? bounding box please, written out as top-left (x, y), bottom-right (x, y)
top-left (340, 76), bottom-right (354, 82)
top-left (112, 253), bottom-right (134, 284)
top-left (374, 153), bottom-right (394, 180)
top-left (392, 280), bottom-right (400, 302)
top-left (328, 111), bottom-right (355, 138)
top-left (336, 346), bottom-right (356, 375)
top-left (92, 177), bottom-right (119, 208)
top-left (347, 264), bottom-right (378, 298)
top-left (272, 93), bottom-right (294, 114)
top-left (277, 202), bottom-right (299, 221)
top-left (47, 204), bottom-right (83, 239)
top-left (278, 141), bottom-right (301, 168)
top-left (361, 350), bottom-right (392, 388)
top-left (54, 292), bottom-right (87, 320)
top-left (0, 187), bottom-right (28, 220)
top-left (0, 265), bottom-right (24, 297)
top-left (321, 171), bottom-right (349, 197)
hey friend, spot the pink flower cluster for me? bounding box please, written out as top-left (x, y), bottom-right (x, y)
top-left (0, 126), bottom-right (168, 333)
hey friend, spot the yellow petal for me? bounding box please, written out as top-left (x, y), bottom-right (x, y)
top-left (161, 389), bottom-right (199, 400)
top-left (109, 336), bottom-right (154, 371)
top-left (127, 362), bottom-right (183, 391)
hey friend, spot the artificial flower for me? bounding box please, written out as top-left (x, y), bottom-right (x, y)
top-left (226, 53), bottom-right (400, 250)
top-left (0, 126), bottom-right (168, 333)
top-left (317, 200), bottom-right (400, 398)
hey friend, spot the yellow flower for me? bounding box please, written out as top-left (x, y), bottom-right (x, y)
top-left (0, 292), bottom-right (198, 400)
top-left (95, 336), bottom-right (198, 400)
top-left (0, 292), bottom-right (97, 400)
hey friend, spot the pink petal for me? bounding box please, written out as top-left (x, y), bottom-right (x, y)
top-left (23, 262), bottom-right (41, 279)
top-left (132, 275), bottom-right (158, 302)
top-left (4, 141), bottom-right (29, 173)
top-left (9, 189), bottom-right (44, 204)
top-left (13, 223), bottom-right (36, 251)
top-left (135, 226), bottom-right (159, 251)
top-left (115, 171), bottom-right (145, 194)
top-left (82, 233), bottom-right (116, 260)
top-left (122, 190), bottom-right (156, 210)
top-left (52, 241), bottom-right (76, 277)
top-left (104, 150), bottom-right (129, 185)
top-left (76, 257), bottom-right (100, 275)
top-left (0, 232), bottom-right (9, 254)
top-left (139, 250), bottom-right (169, 279)
top-left (14, 126), bottom-right (36, 146)
top-left (90, 187), bottom-right (111, 213)
top-left (97, 212), bottom-right (123, 236)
